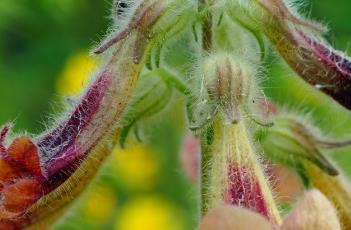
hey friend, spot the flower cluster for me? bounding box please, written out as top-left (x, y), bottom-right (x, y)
top-left (1, 0), bottom-right (351, 229)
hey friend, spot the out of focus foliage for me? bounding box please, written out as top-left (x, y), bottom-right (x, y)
top-left (0, 0), bottom-right (351, 229)
top-left (0, 0), bottom-right (106, 133)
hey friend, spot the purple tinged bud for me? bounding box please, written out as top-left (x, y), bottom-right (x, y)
top-left (0, 16), bottom-right (161, 228)
top-left (203, 54), bottom-right (255, 123)
top-left (258, 0), bottom-right (351, 109)
top-left (94, 0), bottom-right (169, 55)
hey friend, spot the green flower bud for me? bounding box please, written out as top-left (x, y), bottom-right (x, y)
top-left (202, 117), bottom-right (281, 224)
top-left (119, 69), bottom-right (174, 147)
top-left (198, 54), bottom-right (280, 224)
top-left (259, 113), bottom-right (351, 176)
top-left (203, 54), bottom-right (253, 123)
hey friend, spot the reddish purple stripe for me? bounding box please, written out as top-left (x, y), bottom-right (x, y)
top-left (224, 163), bottom-right (270, 221)
top-left (36, 70), bottom-right (111, 172)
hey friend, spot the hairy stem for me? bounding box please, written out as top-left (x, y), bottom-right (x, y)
top-left (199, 0), bottom-right (212, 52)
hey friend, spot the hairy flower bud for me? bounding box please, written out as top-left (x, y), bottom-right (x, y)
top-left (202, 118), bottom-right (280, 224)
top-left (0, 0), bottom-right (194, 226)
top-left (268, 28), bottom-right (351, 110)
top-left (258, 107), bottom-right (351, 228)
top-left (190, 53), bottom-right (270, 130)
top-left (95, 0), bottom-right (169, 55)
top-left (259, 113), bottom-right (351, 176)
top-left (228, 0), bottom-right (351, 109)
top-left (0, 34), bottom-right (144, 228)
top-left (259, 1), bottom-right (351, 110)
top-left (202, 54), bottom-right (254, 123)
top-left (119, 70), bottom-right (173, 147)
top-left (197, 53), bottom-right (279, 223)
top-left (95, 0), bottom-right (195, 56)
top-left (0, 0), bottom-right (179, 226)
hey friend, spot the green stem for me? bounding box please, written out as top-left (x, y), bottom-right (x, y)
top-left (200, 124), bottom-right (215, 215)
top-left (199, 0), bottom-right (212, 52)
top-left (198, 0), bottom-right (213, 217)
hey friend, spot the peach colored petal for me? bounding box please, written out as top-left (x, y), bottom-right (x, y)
top-left (281, 189), bottom-right (341, 230)
top-left (199, 205), bottom-right (273, 230)
top-left (180, 134), bottom-right (200, 183)
top-left (269, 165), bottom-right (303, 203)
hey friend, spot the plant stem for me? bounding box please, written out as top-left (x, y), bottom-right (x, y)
top-left (198, 0), bottom-right (213, 218)
top-left (199, 0), bottom-right (212, 52)
top-left (200, 125), bottom-right (214, 216)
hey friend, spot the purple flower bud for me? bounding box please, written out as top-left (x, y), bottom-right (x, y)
top-left (0, 34), bottom-right (145, 227)
top-left (260, 0), bottom-right (351, 109)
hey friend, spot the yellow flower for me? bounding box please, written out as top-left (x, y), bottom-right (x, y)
top-left (56, 52), bottom-right (96, 96)
top-left (112, 144), bottom-right (159, 190)
top-left (82, 185), bottom-right (117, 225)
top-left (116, 196), bottom-right (185, 230)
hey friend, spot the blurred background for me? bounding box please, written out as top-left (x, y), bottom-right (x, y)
top-left (0, 0), bottom-right (351, 229)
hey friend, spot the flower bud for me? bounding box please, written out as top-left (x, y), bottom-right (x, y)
top-left (259, 114), bottom-right (347, 176)
top-left (281, 189), bottom-right (341, 230)
top-left (257, 108), bottom-right (351, 228)
top-left (228, 0), bottom-right (351, 109)
top-left (202, 54), bottom-right (255, 123)
top-left (0, 16), bottom-right (155, 229)
top-left (268, 28), bottom-right (351, 110)
top-left (95, 0), bottom-right (169, 55)
top-left (259, 1), bottom-right (351, 110)
top-left (95, 0), bottom-right (195, 57)
top-left (202, 118), bottom-right (280, 224)
top-left (119, 70), bottom-right (173, 147)
top-left (196, 53), bottom-right (279, 223)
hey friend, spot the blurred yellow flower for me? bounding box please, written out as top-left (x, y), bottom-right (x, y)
top-left (112, 144), bottom-right (159, 190)
top-left (82, 185), bottom-right (117, 225)
top-left (56, 52), bottom-right (96, 96)
top-left (116, 196), bottom-right (185, 230)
